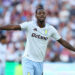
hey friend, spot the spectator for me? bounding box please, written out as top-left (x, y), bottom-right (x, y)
top-left (0, 35), bottom-right (7, 75)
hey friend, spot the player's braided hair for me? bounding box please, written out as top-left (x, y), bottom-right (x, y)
top-left (36, 4), bottom-right (44, 14)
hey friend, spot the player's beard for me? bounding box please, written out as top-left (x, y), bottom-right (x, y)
top-left (37, 19), bottom-right (45, 28)
top-left (39, 20), bottom-right (46, 25)
top-left (38, 18), bottom-right (45, 23)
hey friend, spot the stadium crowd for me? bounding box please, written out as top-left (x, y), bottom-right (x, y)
top-left (0, 0), bottom-right (75, 67)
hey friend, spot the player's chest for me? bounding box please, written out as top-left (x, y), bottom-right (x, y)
top-left (31, 26), bottom-right (50, 35)
top-left (29, 26), bottom-right (51, 41)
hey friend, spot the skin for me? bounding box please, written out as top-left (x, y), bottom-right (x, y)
top-left (36, 9), bottom-right (46, 28)
top-left (0, 9), bottom-right (75, 51)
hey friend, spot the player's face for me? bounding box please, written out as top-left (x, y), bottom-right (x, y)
top-left (36, 9), bottom-right (46, 21)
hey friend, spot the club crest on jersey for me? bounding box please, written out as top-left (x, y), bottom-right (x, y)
top-left (45, 29), bottom-right (47, 35)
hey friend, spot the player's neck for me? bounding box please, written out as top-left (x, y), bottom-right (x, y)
top-left (37, 20), bottom-right (45, 28)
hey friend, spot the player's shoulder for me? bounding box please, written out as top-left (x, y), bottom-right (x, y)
top-left (46, 23), bottom-right (55, 29)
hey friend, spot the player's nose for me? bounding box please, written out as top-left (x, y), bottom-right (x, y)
top-left (40, 14), bottom-right (44, 17)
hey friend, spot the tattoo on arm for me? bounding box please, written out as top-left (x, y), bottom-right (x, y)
top-left (57, 38), bottom-right (75, 51)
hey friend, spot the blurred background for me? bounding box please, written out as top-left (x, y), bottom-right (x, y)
top-left (0, 0), bottom-right (75, 75)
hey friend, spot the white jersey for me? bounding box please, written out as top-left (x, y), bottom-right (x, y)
top-left (20, 21), bottom-right (61, 62)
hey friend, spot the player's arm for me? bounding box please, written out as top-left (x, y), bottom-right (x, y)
top-left (57, 38), bottom-right (75, 51)
top-left (0, 25), bottom-right (21, 30)
top-left (51, 26), bottom-right (75, 51)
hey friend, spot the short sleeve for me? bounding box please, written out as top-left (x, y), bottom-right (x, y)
top-left (19, 22), bottom-right (30, 30)
top-left (51, 27), bottom-right (61, 40)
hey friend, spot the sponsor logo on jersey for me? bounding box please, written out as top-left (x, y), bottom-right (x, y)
top-left (32, 33), bottom-right (48, 40)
